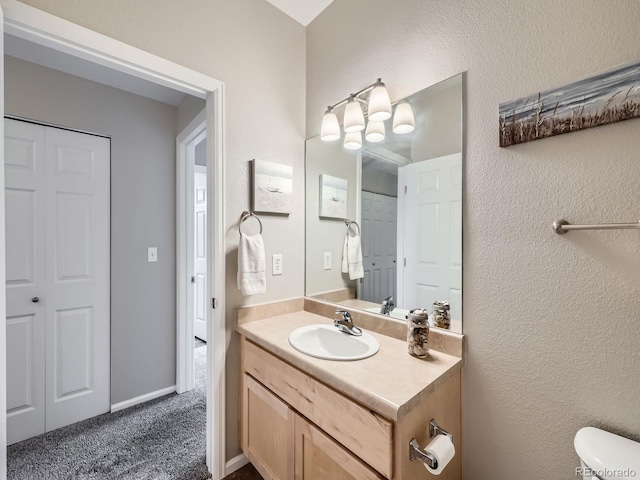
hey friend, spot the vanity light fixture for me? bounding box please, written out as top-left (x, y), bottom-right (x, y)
top-left (320, 107), bottom-right (341, 141)
top-left (343, 95), bottom-right (366, 132)
top-left (320, 78), bottom-right (414, 150)
top-left (343, 131), bottom-right (363, 150)
top-left (392, 101), bottom-right (415, 134)
top-left (365, 120), bottom-right (385, 143)
top-left (368, 79), bottom-right (392, 121)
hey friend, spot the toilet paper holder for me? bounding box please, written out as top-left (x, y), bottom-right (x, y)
top-left (409, 419), bottom-right (453, 469)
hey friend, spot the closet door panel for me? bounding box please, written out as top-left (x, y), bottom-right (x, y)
top-left (4, 120), bottom-right (47, 444)
top-left (44, 127), bottom-right (111, 432)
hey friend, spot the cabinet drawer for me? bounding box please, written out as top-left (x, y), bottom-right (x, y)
top-left (295, 415), bottom-right (385, 480)
top-left (242, 338), bottom-right (393, 479)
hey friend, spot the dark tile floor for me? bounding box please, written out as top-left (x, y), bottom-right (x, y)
top-left (223, 463), bottom-right (262, 480)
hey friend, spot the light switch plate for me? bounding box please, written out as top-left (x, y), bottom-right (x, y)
top-left (323, 252), bottom-right (332, 270)
top-left (148, 247), bottom-right (158, 263)
top-left (272, 254), bottom-right (283, 275)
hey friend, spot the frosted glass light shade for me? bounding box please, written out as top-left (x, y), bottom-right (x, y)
top-left (320, 109), bottom-right (341, 141)
top-left (344, 98), bottom-right (365, 133)
top-left (367, 81), bottom-right (392, 121)
top-left (365, 120), bottom-right (385, 143)
top-left (393, 101), bottom-right (415, 134)
top-left (343, 131), bottom-right (362, 150)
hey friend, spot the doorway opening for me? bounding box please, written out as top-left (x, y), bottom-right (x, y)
top-left (0, 2), bottom-right (227, 478)
top-left (177, 111), bottom-right (208, 394)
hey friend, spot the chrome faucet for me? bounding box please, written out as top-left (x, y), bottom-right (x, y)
top-left (380, 296), bottom-right (395, 316)
top-left (334, 310), bottom-right (362, 336)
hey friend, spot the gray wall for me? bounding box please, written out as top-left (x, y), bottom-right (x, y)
top-left (195, 138), bottom-right (206, 167)
top-left (177, 95), bottom-right (205, 135)
top-left (15, 0), bottom-right (306, 458)
top-left (5, 55), bottom-right (178, 405)
top-left (307, 1), bottom-right (640, 478)
top-left (361, 168), bottom-right (398, 197)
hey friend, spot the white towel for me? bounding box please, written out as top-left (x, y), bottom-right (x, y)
top-left (237, 233), bottom-right (266, 296)
top-left (341, 235), bottom-right (349, 274)
top-left (346, 234), bottom-right (364, 280)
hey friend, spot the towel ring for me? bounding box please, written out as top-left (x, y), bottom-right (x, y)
top-left (239, 211), bottom-right (263, 236)
top-left (345, 219), bottom-right (360, 235)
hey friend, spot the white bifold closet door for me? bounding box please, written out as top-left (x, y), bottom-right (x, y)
top-left (361, 191), bottom-right (397, 303)
top-left (5, 119), bottom-right (110, 445)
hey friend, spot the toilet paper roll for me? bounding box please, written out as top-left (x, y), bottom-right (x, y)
top-left (422, 434), bottom-right (455, 475)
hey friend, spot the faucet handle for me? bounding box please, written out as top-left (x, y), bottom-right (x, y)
top-left (335, 310), bottom-right (352, 321)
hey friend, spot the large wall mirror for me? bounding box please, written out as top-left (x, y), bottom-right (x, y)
top-left (305, 73), bottom-right (464, 333)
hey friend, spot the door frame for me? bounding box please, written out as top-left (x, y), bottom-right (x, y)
top-left (176, 110), bottom-right (206, 394)
top-left (0, 2), bottom-right (227, 479)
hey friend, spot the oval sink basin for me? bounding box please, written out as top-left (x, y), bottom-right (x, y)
top-left (288, 324), bottom-right (379, 361)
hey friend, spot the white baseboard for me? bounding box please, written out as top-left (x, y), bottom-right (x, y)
top-left (110, 385), bottom-right (176, 413)
top-left (225, 453), bottom-right (250, 476)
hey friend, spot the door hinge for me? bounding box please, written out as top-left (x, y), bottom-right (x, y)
top-left (404, 258), bottom-right (407, 267)
top-left (404, 185), bottom-right (407, 194)
top-left (212, 298), bottom-right (217, 309)
top-left (191, 276), bottom-right (196, 283)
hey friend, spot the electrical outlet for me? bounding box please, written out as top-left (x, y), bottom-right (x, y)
top-left (272, 254), bottom-right (283, 275)
top-left (323, 252), bottom-right (332, 270)
top-left (148, 247), bottom-right (158, 263)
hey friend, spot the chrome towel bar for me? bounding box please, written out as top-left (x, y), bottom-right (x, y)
top-left (553, 219), bottom-right (640, 234)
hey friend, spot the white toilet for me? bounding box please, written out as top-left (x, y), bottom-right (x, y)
top-left (574, 427), bottom-right (640, 479)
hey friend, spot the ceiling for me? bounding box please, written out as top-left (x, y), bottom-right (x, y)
top-left (264, 0), bottom-right (334, 26)
top-left (5, 34), bottom-right (188, 106)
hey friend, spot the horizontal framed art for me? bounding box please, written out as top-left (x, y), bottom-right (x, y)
top-left (499, 57), bottom-right (640, 147)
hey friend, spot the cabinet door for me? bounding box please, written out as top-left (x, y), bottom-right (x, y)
top-left (294, 415), bottom-right (385, 480)
top-left (242, 374), bottom-right (294, 480)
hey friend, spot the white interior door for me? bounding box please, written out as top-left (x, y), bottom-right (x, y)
top-left (5, 119), bottom-right (111, 442)
top-left (193, 166), bottom-right (207, 342)
top-left (402, 153), bottom-right (462, 319)
top-left (5, 120), bottom-right (46, 444)
top-left (361, 191), bottom-right (397, 303)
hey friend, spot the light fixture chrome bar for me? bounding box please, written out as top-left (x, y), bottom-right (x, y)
top-left (326, 78), bottom-right (382, 111)
top-left (553, 219), bottom-right (640, 234)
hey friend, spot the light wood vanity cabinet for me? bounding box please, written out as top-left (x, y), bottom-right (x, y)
top-left (242, 372), bottom-right (383, 480)
top-left (240, 336), bottom-right (462, 480)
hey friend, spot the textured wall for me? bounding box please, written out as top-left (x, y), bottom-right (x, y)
top-left (16, 0), bottom-right (306, 459)
top-left (5, 55), bottom-right (178, 405)
top-left (307, 0), bottom-right (640, 478)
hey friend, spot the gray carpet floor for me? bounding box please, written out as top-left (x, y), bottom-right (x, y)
top-left (8, 346), bottom-right (210, 480)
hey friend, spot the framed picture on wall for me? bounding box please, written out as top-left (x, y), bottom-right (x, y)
top-left (251, 159), bottom-right (293, 215)
top-left (319, 174), bottom-right (348, 219)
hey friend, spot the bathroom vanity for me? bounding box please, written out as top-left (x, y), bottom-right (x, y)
top-left (237, 298), bottom-right (463, 480)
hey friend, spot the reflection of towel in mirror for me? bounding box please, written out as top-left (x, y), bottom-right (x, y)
top-left (341, 234), bottom-right (363, 280)
top-left (237, 233), bottom-right (266, 296)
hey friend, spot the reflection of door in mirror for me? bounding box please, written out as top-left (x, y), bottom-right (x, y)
top-left (399, 153), bottom-right (462, 329)
top-left (361, 191), bottom-right (397, 303)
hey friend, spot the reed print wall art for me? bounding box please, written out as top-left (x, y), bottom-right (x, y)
top-left (499, 58), bottom-right (640, 147)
